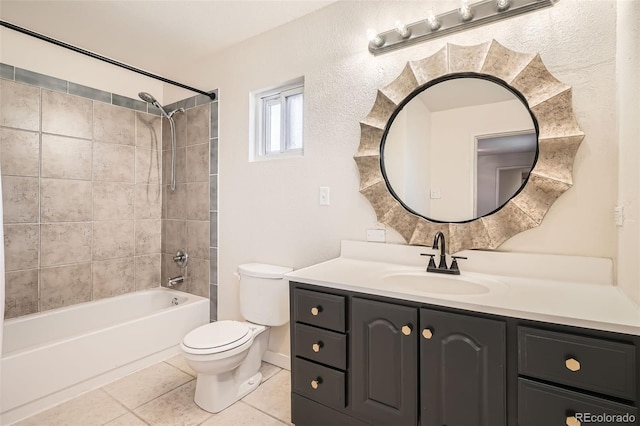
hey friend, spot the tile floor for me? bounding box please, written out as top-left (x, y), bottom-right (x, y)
top-left (14, 357), bottom-right (292, 426)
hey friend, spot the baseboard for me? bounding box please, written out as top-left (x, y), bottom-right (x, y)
top-left (263, 350), bottom-right (290, 370)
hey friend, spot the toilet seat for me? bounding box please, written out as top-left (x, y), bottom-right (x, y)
top-left (182, 320), bottom-right (252, 355)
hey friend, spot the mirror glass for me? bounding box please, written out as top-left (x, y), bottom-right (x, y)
top-left (382, 75), bottom-right (537, 223)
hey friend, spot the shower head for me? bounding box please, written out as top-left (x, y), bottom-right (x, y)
top-left (138, 91), bottom-right (160, 105)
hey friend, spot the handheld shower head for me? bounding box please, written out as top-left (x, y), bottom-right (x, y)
top-left (138, 92), bottom-right (159, 105)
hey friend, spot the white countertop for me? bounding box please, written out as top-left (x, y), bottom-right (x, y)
top-left (286, 241), bottom-right (640, 336)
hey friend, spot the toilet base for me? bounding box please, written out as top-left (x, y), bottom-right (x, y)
top-left (194, 371), bottom-right (263, 413)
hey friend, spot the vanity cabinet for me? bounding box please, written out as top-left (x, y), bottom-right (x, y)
top-left (290, 282), bottom-right (640, 426)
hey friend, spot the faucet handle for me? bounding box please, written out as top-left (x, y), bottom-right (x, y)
top-left (449, 256), bottom-right (467, 274)
top-left (421, 253), bottom-right (437, 271)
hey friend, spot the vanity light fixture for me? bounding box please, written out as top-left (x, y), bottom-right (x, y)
top-left (367, 0), bottom-right (553, 55)
top-left (459, 0), bottom-right (474, 22)
top-left (426, 10), bottom-right (441, 31)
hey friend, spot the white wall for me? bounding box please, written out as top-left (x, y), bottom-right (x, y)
top-left (166, 0), bottom-right (634, 357)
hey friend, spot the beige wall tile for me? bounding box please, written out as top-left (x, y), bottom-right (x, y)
top-left (41, 134), bottom-right (92, 180)
top-left (0, 80), bottom-right (40, 131)
top-left (186, 104), bottom-right (210, 146)
top-left (94, 182), bottom-right (134, 220)
top-left (4, 269), bottom-right (38, 319)
top-left (161, 113), bottom-right (187, 151)
top-left (93, 142), bottom-right (135, 182)
top-left (40, 222), bottom-right (92, 267)
top-left (185, 143), bottom-right (209, 183)
top-left (162, 147), bottom-right (186, 185)
top-left (2, 176), bottom-right (39, 223)
top-left (42, 90), bottom-right (92, 139)
top-left (164, 183), bottom-right (187, 220)
top-left (93, 258), bottom-right (135, 299)
top-left (41, 178), bottom-right (92, 222)
top-left (186, 182), bottom-right (209, 221)
top-left (40, 263), bottom-right (92, 311)
top-left (162, 220), bottom-right (186, 255)
top-left (135, 184), bottom-right (162, 220)
top-left (135, 219), bottom-right (161, 255)
top-left (186, 220), bottom-right (209, 260)
top-left (93, 220), bottom-right (134, 260)
top-left (0, 128), bottom-right (39, 176)
top-left (136, 112), bottom-right (162, 149)
top-left (94, 102), bottom-right (135, 145)
top-left (4, 224), bottom-right (39, 271)
top-left (187, 258), bottom-right (209, 298)
top-left (136, 147), bottom-right (161, 184)
top-left (135, 254), bottom-right (161, 290)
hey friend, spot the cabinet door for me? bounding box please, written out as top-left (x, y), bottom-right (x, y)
top-left (351, 297), bottom-right (418, 426)
top-left (420, 308), bottom-right (506, 426)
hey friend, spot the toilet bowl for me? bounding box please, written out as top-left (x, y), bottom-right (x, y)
top-left (180, 263), bottom-right (291, 413)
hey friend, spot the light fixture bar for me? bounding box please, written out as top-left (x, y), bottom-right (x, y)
top-left (368, 0), bottom-right (553, 55)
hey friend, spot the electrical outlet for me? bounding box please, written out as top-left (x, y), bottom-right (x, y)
top-left (367, 229), bottom-right (386, 242)
top-left (319, 187), bottom-right (330, 205)
top-left (430, 188), bottom-right (441, 199)
top-left (615, 206), bottom-right (624, 227)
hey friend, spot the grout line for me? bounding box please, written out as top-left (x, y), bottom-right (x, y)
top-left (239, 400), bottom-right (291, 425)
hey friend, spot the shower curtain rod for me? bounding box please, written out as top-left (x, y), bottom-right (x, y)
top-left (1, 20), bottom-right (216, 101)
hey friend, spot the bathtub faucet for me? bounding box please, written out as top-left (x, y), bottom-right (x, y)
top-left (167, 276), bottom-right (185, 287)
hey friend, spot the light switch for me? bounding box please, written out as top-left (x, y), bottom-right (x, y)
top-left (319, 187), bottom-right (330, 205)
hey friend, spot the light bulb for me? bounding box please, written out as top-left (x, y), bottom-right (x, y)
top-left (395, 21), bottom-right (411, 39)
top-left (426, 10), bottom-right (441, 31)
top-left (496, 0), bottom-right (510, 11)
top-left (459, 0), bottom-right (473, 21)
top-left (367, 29), bottom-right (385, 48)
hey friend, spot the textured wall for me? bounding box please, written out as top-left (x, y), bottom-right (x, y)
top-left (161, 0), bottom-right (630, 358)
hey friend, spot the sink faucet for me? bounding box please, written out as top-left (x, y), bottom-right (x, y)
top-left (421, 231), bottom-right (466, 275)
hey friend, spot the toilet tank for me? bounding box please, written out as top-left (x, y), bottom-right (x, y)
top-left (238, 263), bottom-right (293, 327)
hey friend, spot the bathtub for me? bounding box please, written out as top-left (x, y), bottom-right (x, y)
top-left (1, 288), bottom-right (209, 424)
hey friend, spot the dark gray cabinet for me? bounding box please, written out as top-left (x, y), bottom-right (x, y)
top-left (420, 309), bottom-right (506, 426)
top-left (289, 282), bottom-right (640, 426)
top-left (351, 297), bottom-right (418, 426)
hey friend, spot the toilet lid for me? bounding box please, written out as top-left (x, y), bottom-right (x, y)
top-left (182, 320), bottom-right (251, 351)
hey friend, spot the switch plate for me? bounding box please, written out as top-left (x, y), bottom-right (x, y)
top-left (615, 206), bottom-right (624, 227)
top-left (430, 188), bottom-right (441, 199)
top-left (367, 229), bottom-right (386, 242)
top-left (319, 187), bottom-right (330, 205)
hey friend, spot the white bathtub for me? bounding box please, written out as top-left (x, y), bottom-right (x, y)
top-left (1, 288), bottom-right (209, 424)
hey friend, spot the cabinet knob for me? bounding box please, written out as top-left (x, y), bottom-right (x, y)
top-left (422, 328), bottom-right (433, 339)
top-left (401, 325), bottom-right (412, 336)
top-left (565, 358), bottom-right (581, 372)
top-left (311, 306), bottom-right (322, 316)
top-left (311, 377), bottom-right (323, 389)
top-left (566, 415), bottom-right (580, 426)
top-left (312, 342), bottom-right (323, 353)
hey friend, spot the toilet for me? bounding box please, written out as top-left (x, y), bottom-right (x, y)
top-left (180, 263), bottom-right (292, 413)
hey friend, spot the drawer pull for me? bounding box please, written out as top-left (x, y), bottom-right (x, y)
top-left (422, 328), bottom-right (433, 339)
top-left (565, 358), bottom-right (581, 372)
top-left (311, 377), bottom-right (323, 389)
top-left (312, 342), bottom-right (324, 352)
top-left (566, 415), bottom-right (580, 426)
top-left (402, 325), bottom-right (412, 336)
top-left (311, 306), bottom-right (322, 316)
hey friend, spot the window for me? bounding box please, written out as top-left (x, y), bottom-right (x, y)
top-left (252, 78), bottom-right (304, 160)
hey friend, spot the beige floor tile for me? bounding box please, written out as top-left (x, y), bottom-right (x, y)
top-left (164, 354), bottom-right (197, 377)
top-left (260, 362), bottom-right (282, 383)
top-left (104, 362), bottom-right (193, 409)
top-left (134, 381), bottom-right (213, 426)
top-left (15, 389), bottom-right (127, 426)
top-left (242, 370), bottom-right (291, 424)
top-left (103, 412), bottom-right (149, 426)
top-left (200, 401), bottom-right (286, 426)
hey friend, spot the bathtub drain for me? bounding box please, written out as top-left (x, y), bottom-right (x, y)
top-left (171, 297), bottom-right (179, 306)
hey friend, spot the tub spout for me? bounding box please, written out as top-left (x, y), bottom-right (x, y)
top-left (168, 276), bottom-right (184, 287)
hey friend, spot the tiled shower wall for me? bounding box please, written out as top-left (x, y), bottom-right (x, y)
top-left (0, 64), bottom-right (217, 318)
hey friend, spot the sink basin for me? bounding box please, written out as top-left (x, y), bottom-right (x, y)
top-left (382, 271), bottom-right (503, 295)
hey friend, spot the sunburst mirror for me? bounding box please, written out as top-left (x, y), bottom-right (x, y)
top-left (354, 40), bottom-right (584, 253)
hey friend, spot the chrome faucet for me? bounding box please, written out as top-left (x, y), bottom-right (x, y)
top-left (167, 276), bottom-right (185, 287)
top-left (421, 231), bottom-right (466, 275)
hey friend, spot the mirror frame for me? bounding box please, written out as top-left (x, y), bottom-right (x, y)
top-left (354, 40), bottom-right (584, 253)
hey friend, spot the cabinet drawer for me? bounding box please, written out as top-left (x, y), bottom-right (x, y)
top-left (518, 379), bottom-right (638, 426)
top-left (293, 357), bottom-right (345, 409)
top-left (518, 327), bottom-right (636, 400)
top-left (294, 323), bottom-right (347, 370)
top-left (293, 288), bottom-right (346, 332)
